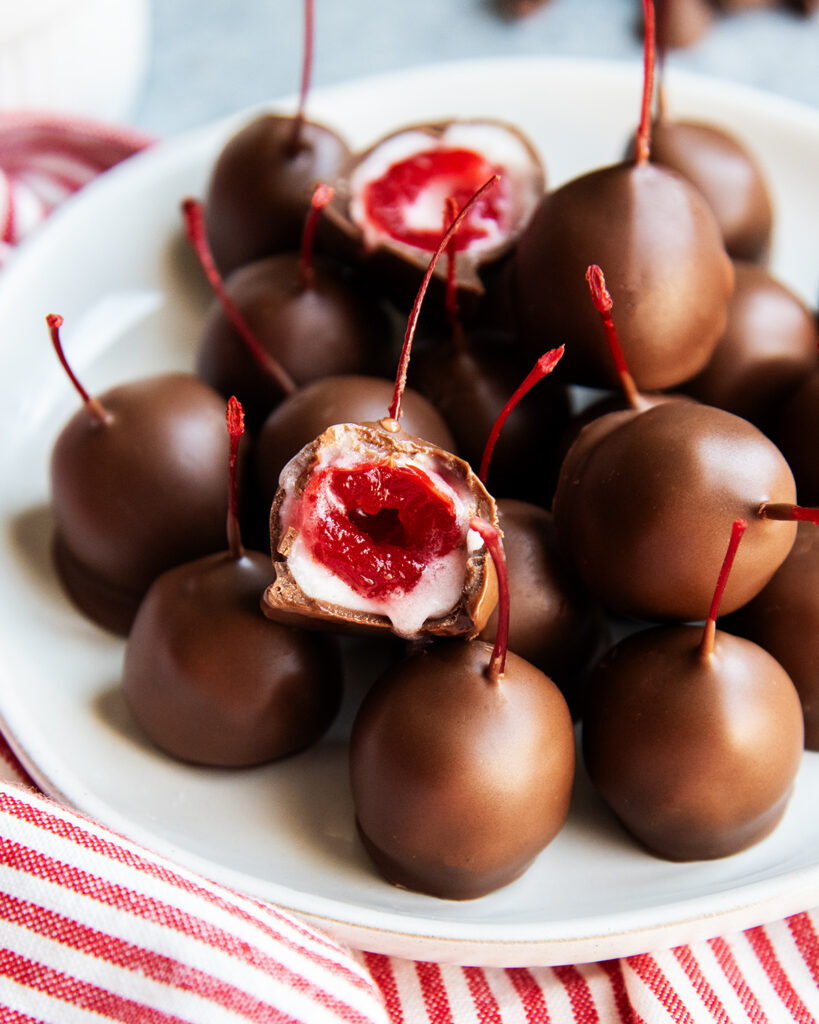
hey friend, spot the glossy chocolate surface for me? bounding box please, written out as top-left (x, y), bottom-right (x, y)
top-left (350, 639), bottom-right (575, 899)
top-left (409, 331), bottom-right (570, 505)
top-left (553, 400), bottom-right (797, 620)
top-left (583, 625), bottom-right (803, 860)
top-left (51, 373), bottom-right (232, 635)
top-left (254, 374), bottom-right (455, 514)
top-left (197, 253), bottom-right (394, 429)
top-left (479, 500), bottom-right (609, 708)
top-left (777, 369), bottom-right (819, 506)
top-left (725, 522), bottom-right (819, 749)
top-left (650, 119), bottom-right (773, 261)
top-left (204, 114), bottom-right (350, 275)
top-left (679, 262), bottom-right (818, 433)
top-left (123, 550), bottom-right (342, 766)
top-left (513, 161), bottom-right (734, 390)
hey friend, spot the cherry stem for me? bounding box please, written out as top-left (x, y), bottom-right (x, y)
top-left (387, 175), bottom-right (499, 423)
top-left (469, 517), bottom-right (509, 684)
top-left (586, 264), bottom-right (648, 410)
top-left (478, 345), bottom-right (565, 485)
top-left (443, 196), bottom-right (464, 348)
top-left (636, 0), bottom-right (656, 165)
top-left (700, 518), bottom-right (746, 661)
top-left (181, 198), bottom-right (297, 397)
top-left (46, 314), bottom-right (109, 424)
top-left (758, 502), bottom-right (819, 525)
top-left (226, 396), bottom-right (245, 559)
top-left (289, 0), bottom-right (314, 151)
top-left (299, 183), bottom-right (333, 290)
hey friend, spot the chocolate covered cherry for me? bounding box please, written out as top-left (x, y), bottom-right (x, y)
top-left (513, 1), bottom-right (733, 390)
top-left (583, 520), bottom-right (803, 861)
top-left (48, 317), bottom-right (232, 635)
top-left (321, 119), bottom-right (544, 316)
top-left (203, 1), bottom-right (349, 274)
top-left (777, 368), bottom-right (819, 506)
top-left (123, 400), bottom-right (342, 766)
top-left (678, 262), bottom-right (817, 433)
top-left (350, 519), bottom-right (574, 899)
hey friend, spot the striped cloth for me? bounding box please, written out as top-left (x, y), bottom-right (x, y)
top-left (2, 114), bottom-right (819, 1023)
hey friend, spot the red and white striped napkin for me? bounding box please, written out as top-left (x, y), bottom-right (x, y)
top-left (1, 114), bottom-right (819, 1024)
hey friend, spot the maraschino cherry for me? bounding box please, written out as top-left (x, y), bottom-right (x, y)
top-left (122, 398), bottom-right (343, 766)
top-left (583, 519), bottom-right (804, 861)
top-left (48, 314), bottom-right (233, 635)
top-left (350, 517), bottom-right (575, 899)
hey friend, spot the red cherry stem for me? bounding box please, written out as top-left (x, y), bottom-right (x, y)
top-left (758, 502), bottom-right (819, 525)
top-left (586, 264), bottom-right (649, 410)
top-left (226, 396), bottom-right (245, 559)
top-left (443, 196), bottom-right (464, 348)
top-left (387, 175), bottom-right (499, 424)
top-left (636, 0), bottom-right (656, 165)
top-left (46, 314), bottom-right (109, 424)
top-left (299, 183), bottom-right (334, 289)
top-left (700, 518), bottom-right (746, 661)
top-left (289, 0), bottom-right (314, 151)
top-left (469, 517), bottom-right (509, 684)
top-left (181, 198), bottom-right (297, 397)
top-left (478, 345), bottom-right (565, 485)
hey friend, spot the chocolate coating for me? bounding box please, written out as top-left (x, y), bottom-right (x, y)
top-left (51, 373), bottom-right (232, 635)
top-left (653, 0), bottom-right (716, 49)
top-left (583, 626), bottom-right (803, 860)
top-left (724, 523), bottom-right (819, 749)
top-left (777, 369), bottom-right (819, 505)
top-left (123, 550), bottom-right (342, 766)
top-left (197, 254), bottom-right (394, 429)
top-left (513, 161), bottom-right (734, 390)
top-left (408, 330), bottom-right (571, 506)
top-left (204, 114), bottom-right (350, 275)
top-left (649, 120), bottom-right (773, 261)
top-left (479, 500), bottom-right (609, 709)
top-left (254, 374), bottom-right (455, 515)
top-left (350, 640), bottom-right (575, 899)
top-left (553, 401), bottom-right (797, 620)
top-left (679, 262), bottom-right (818, 433)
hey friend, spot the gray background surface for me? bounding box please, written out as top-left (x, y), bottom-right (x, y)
top-left (130, 0), bottom-right (819, 137)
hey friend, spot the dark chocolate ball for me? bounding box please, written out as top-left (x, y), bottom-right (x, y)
top-left (725, 522), bottom-right (819, 749)
top-left (51, 373), bottom-right (233, 635)
top-left (513, 161), bottom-right (734, 390)
top-left (350, 639), bottom-right (575, 899)
top-left (197, 253), bottom-right (394, 429)
top-left (583, 625), bottom-right (803, 860)
top-left (649, 120), bottom-right (773, 261)
top-left (204, 114), bottom-right (350, 275)
top-left (408, 331), bottom-right (570, 506)
top-left (479, 500), bottom-right (609, 709)
top-left (552, 400), bottom-right (797, 620)
top-left (777, 369), bottom-right (819, 505)
top-left (254, 375), bottom-right (455, 515)
top-left (679, 262), bottom-right (818, 433)
top-left (123, 549), bottom-right (342, 766)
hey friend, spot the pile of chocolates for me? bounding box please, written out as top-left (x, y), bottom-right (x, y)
top-left (47, 0), bottom-right (818, 900)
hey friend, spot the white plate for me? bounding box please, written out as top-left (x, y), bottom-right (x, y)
top-left (1, 57), bottom-right (818, 968)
